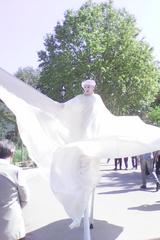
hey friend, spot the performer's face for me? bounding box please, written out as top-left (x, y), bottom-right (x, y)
top-left (83, 84), bottom-right (95, 95)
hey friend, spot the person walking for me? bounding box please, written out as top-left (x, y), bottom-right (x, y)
top-left (0, 140), bottom-right (30, 240)
top-left (114, 158), bottom-right (122, 170)
top-left (139, 152), bottom-right (160, 191)
top-left (153, 150), bottom-right (160, 179)
top-left (114, 157), bottom-right (128, 170)
top-left (124, 157), bottom-right (128, 170)
top-left (131, 156), bottom-right (138, 169)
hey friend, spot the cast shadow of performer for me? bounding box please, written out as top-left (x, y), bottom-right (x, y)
top-left (26, 219), bottom-right (123, 240)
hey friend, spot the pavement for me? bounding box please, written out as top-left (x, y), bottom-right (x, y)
top-left (23, 160), bottom-right (160, 240)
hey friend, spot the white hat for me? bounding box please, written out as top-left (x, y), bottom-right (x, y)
top-left (81, 79), bottom-right (96, 88)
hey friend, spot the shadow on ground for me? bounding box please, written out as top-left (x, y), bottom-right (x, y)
top-left (26, 219), bottom-right (123, 240)
top-left (97, 170), bottom-right (156, 194)
top-left (99, 171), bottom-right (141, 188)
top-left (128, 203), bottom-right (160, 212)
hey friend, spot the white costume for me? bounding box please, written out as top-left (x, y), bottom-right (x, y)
top-left (0, 67), bottom-right (160, 227)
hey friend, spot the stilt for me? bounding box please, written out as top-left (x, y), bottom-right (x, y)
top-left (83, 202), bottom-right (91, 240)
top-left (83, 189), bottom-right (95, 240)
top-left (90, 188), bottom-right (95, 229)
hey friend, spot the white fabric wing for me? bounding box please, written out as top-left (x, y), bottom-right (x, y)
top-left (0, 67), bottom-right (160, 227)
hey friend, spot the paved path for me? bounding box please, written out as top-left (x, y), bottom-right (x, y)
top-left (23, 160), bottom-right (160, 240)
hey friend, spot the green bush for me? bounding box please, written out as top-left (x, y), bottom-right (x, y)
top-left (13, 146), bottom-right (29, 164)
top-left (148, 106), bottom-right (160, 126)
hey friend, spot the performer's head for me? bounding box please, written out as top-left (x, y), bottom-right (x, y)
top-left (81, 79), bottom-right (96, 96)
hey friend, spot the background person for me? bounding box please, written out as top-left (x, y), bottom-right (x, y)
top-left (124, 157), bottom-right (128, 170)
top-left (153, 150), bottom-right (160, 179)
top-left (131, 156), bottom-right (138, 169)
top-left (114, 158), bottom-right (122, 170)
top-left (114, 157), bottom-right (128, 170)
top-left (139, 152), bottom-right (160, 191)
top-left (0, 140), bottom-right (30, 240)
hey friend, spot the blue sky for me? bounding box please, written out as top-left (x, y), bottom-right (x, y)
top-left (0, 0), bottom-right (160, 74)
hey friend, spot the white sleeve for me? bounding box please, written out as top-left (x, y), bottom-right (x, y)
top-left (17, 169), bottom-right (30, 208)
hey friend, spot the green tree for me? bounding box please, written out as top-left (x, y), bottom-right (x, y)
top-left (38, 0), bottom-right (160, 114)
top-left (147, 106), bottom-right (160, 126)
top-left (146, 61), bottom-right (160, 125)
top-left (0, 100), bottom-right (16, 140)
top-left (15, 66), bottom-right (40, 88)
top-left (0, 66), bottom-right (40, 139)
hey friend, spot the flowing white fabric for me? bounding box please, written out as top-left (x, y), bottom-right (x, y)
top-left (0, 67), bottom-right (160, 227)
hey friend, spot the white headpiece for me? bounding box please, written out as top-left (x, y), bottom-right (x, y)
top-left (81, 79), bottom-right (96, 88)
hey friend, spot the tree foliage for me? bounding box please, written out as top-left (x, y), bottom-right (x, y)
top-left (147, 106), bottom-right (160, 126)
top-left (0, 66), bottom-right (40, 140)
top-left (0, 100), bottom-right (16, 140)
top-left (15, 66), bottom-right (40, 88)
top-left (38, 0), bottom-right (160, 114)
